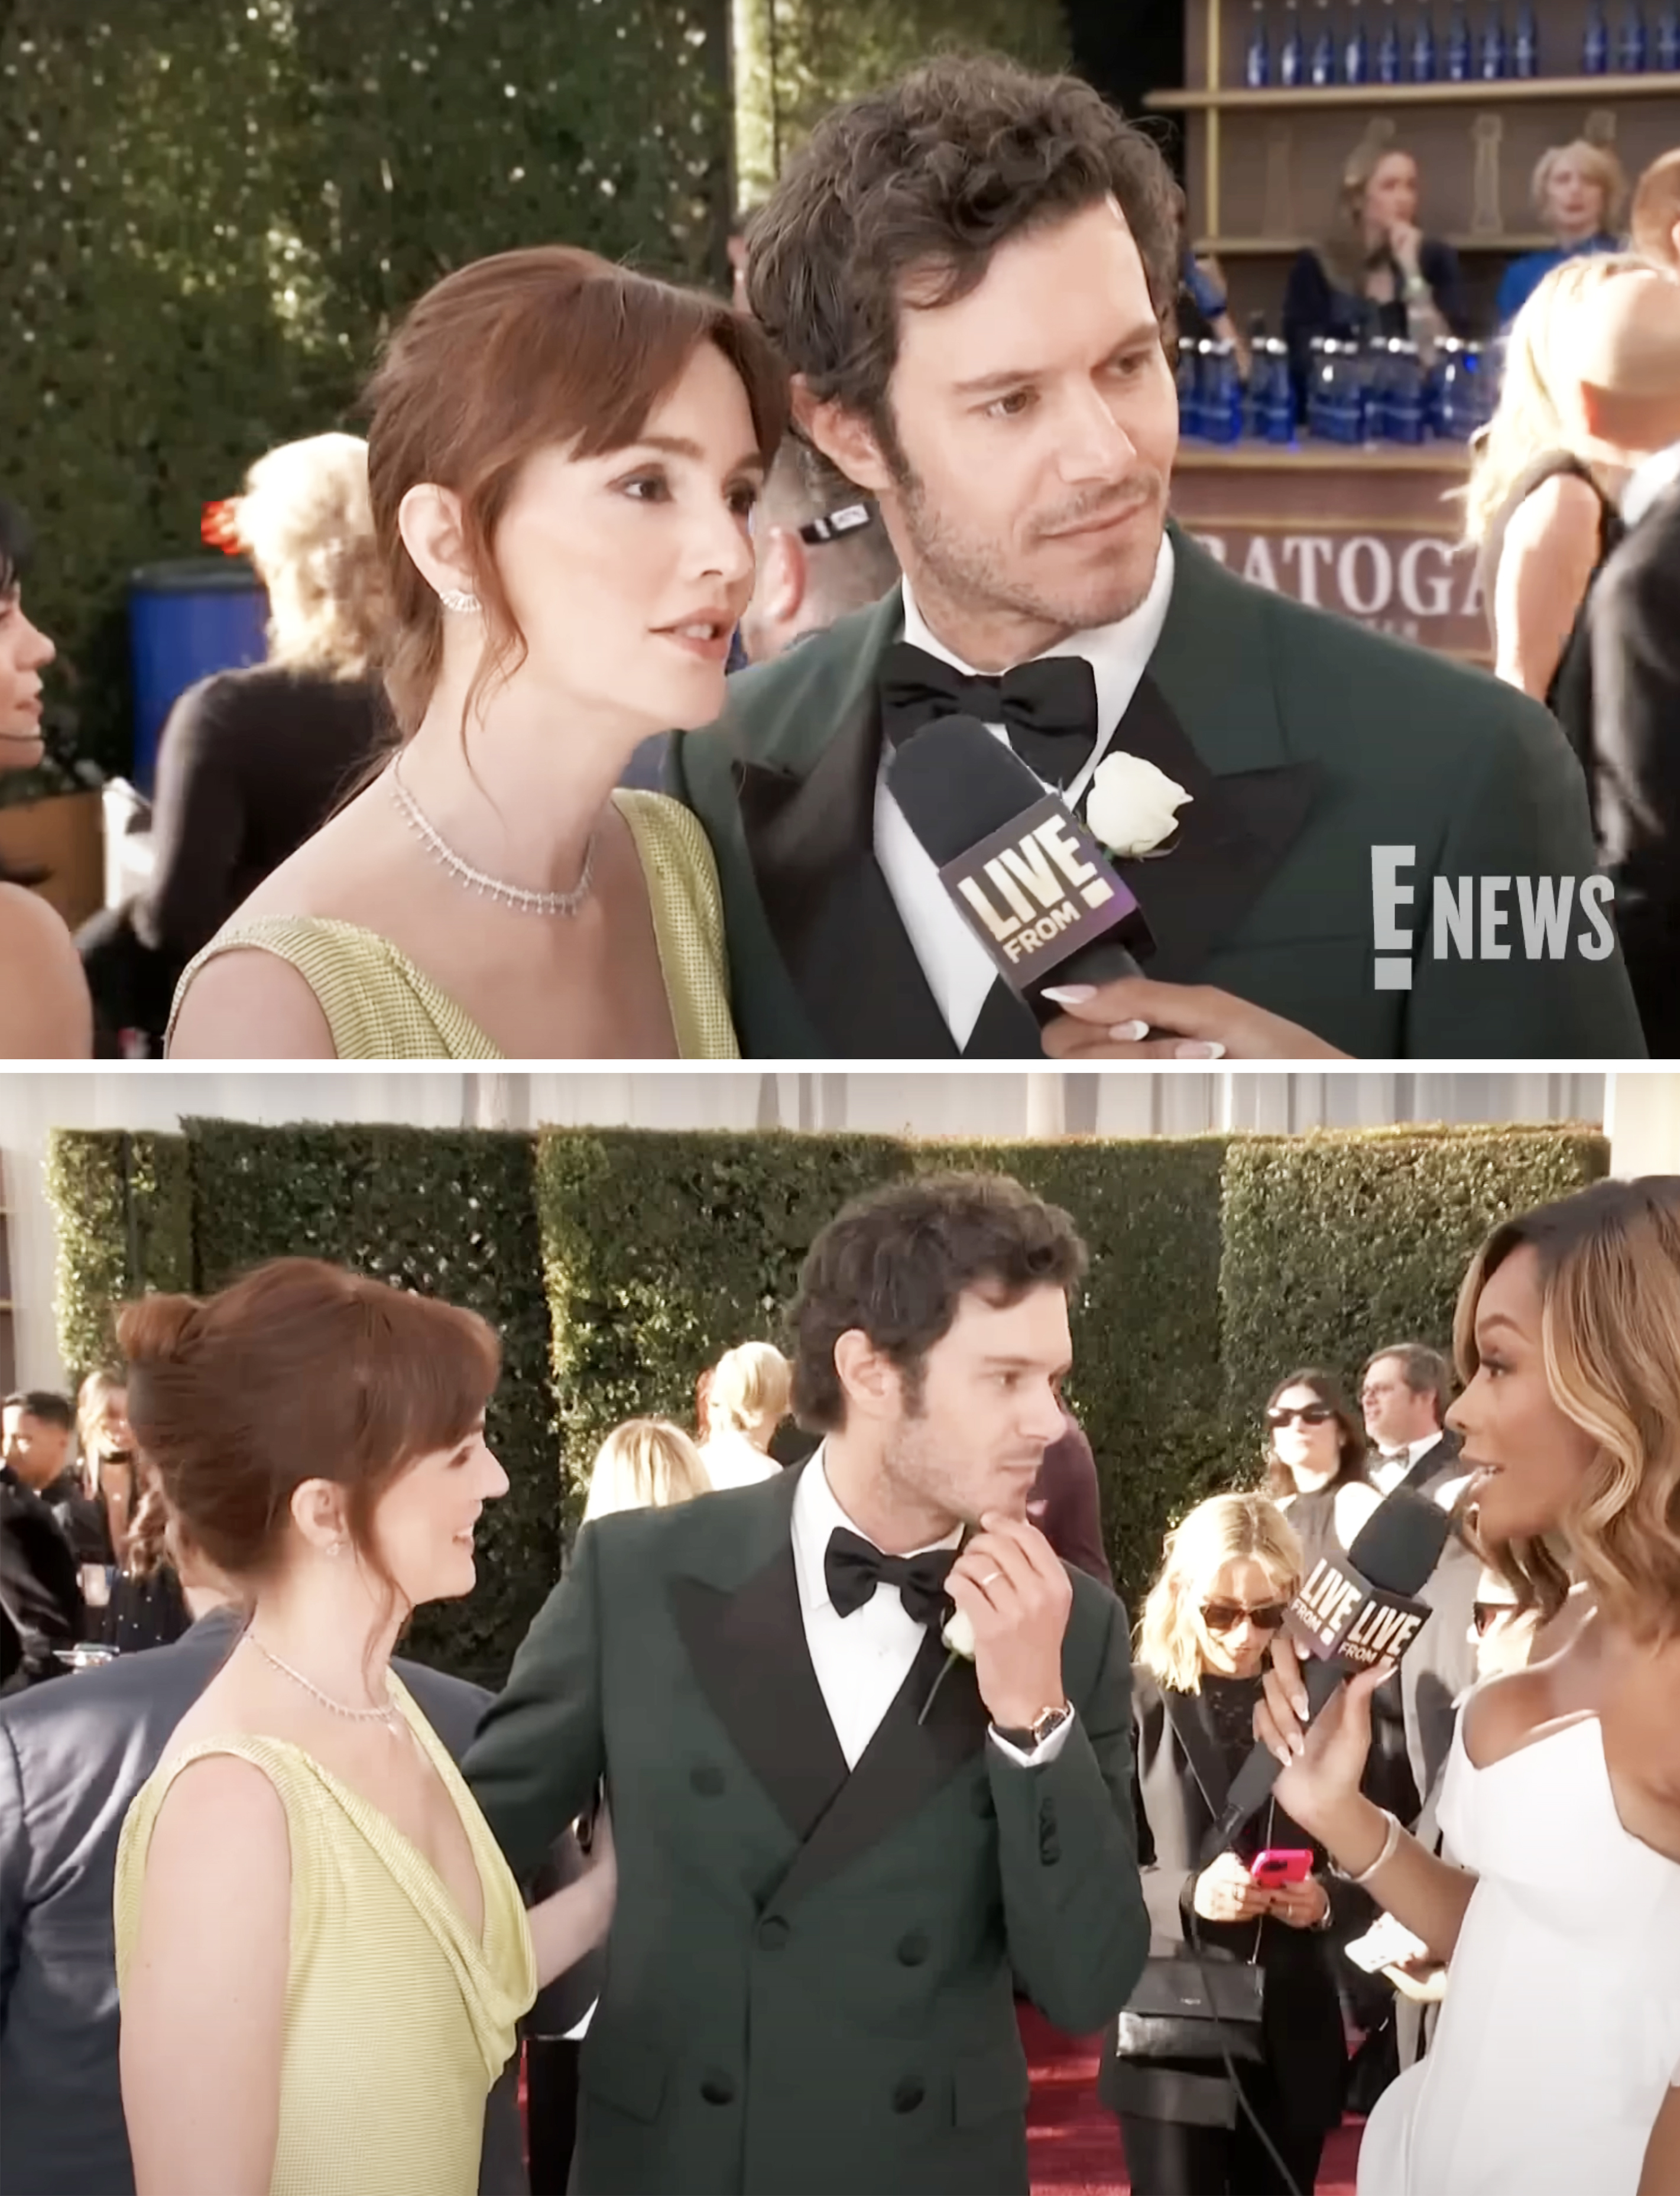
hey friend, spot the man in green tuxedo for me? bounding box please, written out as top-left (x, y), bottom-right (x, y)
top-left (465, 1173), bottom-right (1149, 2195)
top-left (669, 56), bottom-right (1647, 1060)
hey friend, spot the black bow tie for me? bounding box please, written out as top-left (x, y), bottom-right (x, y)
top-left (823, 1527), bottom-right (956, 1628)
top-left (878, 641), bottom-right (1101, 790)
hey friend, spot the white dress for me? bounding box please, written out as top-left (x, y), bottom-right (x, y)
top-left (1358, 1712), bottom-right (1680, 2196)
top-left (698, 1427), bottom-right (781, 1491)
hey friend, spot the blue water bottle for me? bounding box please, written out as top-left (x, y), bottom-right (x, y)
top-left (1619, 2), bottom-right (1648, 67)
top-left (1446, 0), bottom-right (1473, 74)
top-left (1390, 341), bottom-right (1426, 442)
top-left (1207, 342), bottom-right (1244, 444)
top-left (1246, 0), bottom-right (1273, 84)
top-left (1344, 0), bottom-right (1372, 76)
top-left (1311, 0), bottom-right (1339, 80)
top-left (1480, 2), bottom-right (1507, 72)
top-left (1376, 0), bottom-right (1405, 73)
top-left (1411, 1), bottom-right (1439, 72)
top-left (1264, 341), bottom-right (1296, 442)
top-left (1176, 342), bottom-right (1203, 439)
top-left (1280, 0), bottom-right (1308, 81)
top-left (1512, 1), bottom-right (1540, 71)
top-left (1584, 0), bottom-right (1611, 70)
top-left (1658, 2), bottom-right (1680, 66)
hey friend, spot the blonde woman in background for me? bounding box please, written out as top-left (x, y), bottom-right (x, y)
top-left (77, 432), bottom-right (391, 1053)
top-left (1496, 140), bottom-right (1629, 326)
top-left (77, 1371), bottom-right (135, 1569)
top-left (699, 1342), bottom-right (790, 1490)
top-left (1100, 1493), bottom-right (1356, 2196)
top-left (1462, 252), bottom-right (1649, 709)
top-left (580, 1418), bottom-right (712, 1523)
top-left (1632, 148), bottom-right (1680, 274)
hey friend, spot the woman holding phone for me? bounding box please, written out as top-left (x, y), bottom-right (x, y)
top-left (1254, 1178), bottom-right (1680, 2196)
top-left (1101, 1493), bottom-right (1360, 2196)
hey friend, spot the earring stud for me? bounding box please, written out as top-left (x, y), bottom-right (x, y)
top-left (437, 586), bottom-right (481, 615)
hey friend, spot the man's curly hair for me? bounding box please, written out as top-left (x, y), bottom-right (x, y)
top-left (747, 53), bottom-right (1183, 455)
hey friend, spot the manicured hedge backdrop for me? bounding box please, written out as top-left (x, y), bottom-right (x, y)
top-left (47, 1120), bottom-right (1608, 1684)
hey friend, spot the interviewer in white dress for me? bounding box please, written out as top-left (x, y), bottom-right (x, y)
top-left (698, 1341), bottom-right (790, 1491)
top-left (1253, 1176), bottom-right (1680, 2196)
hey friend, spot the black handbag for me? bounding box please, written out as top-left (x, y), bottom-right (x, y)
top-left (1112, 1688), bottom-right (1267, 2068)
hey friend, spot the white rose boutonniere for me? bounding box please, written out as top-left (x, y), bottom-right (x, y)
top-left (917, 1603), bottom-right (977, 1726)
top-left (1085, 751), bottom-right (1192, 858)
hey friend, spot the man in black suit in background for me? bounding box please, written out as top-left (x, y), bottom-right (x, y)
top-left (1359, 1344), bottom-right (1459, 1500)
top-left (1558, 268), bottom-right (1680, 1054)
top-left (2, 1393), bottom-right (109, 1564)
top-left (0, 1466), bottom-right (82, 1695)
top-left (0, 1562), bottom-right (534, 2196)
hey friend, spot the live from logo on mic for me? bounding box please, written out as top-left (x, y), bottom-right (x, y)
top-left (939, 792), bottom-right (1149, 990)
top-left (1287, 1553), bottom-right (1431, 1672)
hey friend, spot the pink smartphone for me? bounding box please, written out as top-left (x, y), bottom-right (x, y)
top-left (1250, 1847), bottom-right (1314, 1887)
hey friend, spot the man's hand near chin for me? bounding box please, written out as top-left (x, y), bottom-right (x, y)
top-left (1037, 975), bottom-right (1350, 1060)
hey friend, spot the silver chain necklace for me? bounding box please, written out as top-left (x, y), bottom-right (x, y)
top-left (387, 748), bottom-right (597, 917)
top-left (245, 1632), bottom-right (406, 1737)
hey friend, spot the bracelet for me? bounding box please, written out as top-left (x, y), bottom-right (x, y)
top-left (1331, 1808), bottom-right (1402, 1886)
top-left (1403, 274), bottom-right (1429, 303)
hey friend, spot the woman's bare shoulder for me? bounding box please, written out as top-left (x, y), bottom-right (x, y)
top-left (0, 885), bottom-right (92, 1057)
top-left (1503, 469), bottom-right (1603, 555)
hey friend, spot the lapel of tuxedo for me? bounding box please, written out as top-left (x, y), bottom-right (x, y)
top-left (1114, 526), bottom-right (1321, 981)
top-left (667, 1462), bottom-right (993, 1905)
top-left (729, 594), bottom-right (959, 1059)
top-left (667, 1467), bottom-right (849, 1842)
top-left (1397, 1431), bottom-right (1461, 1496)
top-left (770, 1619), bottom-right (992, 1911)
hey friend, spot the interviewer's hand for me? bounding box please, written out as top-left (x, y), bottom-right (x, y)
top-left (1254, 1633), bottom-right (1391, 1834)
top-left (1192, 1850), bottom-right (1272, 1923)
top-left (1039, 977), bottom-right (1349, 1060)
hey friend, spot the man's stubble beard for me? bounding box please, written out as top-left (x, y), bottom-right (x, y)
top-left (886, 434), bottom-right (1166, 642)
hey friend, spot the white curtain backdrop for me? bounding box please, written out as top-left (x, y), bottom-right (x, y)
top-left (0, 1066), bottom-right (1637, 1392)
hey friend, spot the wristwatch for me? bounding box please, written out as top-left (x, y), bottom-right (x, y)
top-left (993, 1701), bottom-right (1073, 1751)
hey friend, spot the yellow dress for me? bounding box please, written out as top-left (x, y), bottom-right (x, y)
top-left (166, 789), bottom-right (738, 1059)
top-left (113, 1673), bottom-right (537, 2196)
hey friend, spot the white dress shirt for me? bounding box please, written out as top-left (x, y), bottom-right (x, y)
top-left (1370, 1433), bottom-right (1447, 1496)
top-left (790, 1448), bottom-right (1073, 1770)
top-left (873, 534), bottom-right (1176, 1049)
top-left (1621, 439), bottom-right (1680, 533)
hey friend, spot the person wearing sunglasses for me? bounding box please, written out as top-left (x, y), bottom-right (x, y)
top-left (1103, 1491), bottom-right (1360, 2196)
top-left (1261, 1371), bottom-right (1381, 1584)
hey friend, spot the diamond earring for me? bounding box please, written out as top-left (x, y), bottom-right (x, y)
top-left (437, 586), bottom-right (481, 615)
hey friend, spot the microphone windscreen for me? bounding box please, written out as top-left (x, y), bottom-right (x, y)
top-left (1345, 1487), bottom-right (1455, 1598)
top-left (887, 715), bottom-right (1052, 859)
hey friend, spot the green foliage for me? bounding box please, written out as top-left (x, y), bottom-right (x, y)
top-left (1218, 1124), bottom-right (1611, 1423)
top-left (732, 0), bottom-right (1069, 200)
top-left (184, 1120), bottom-right (559, 1685)
top-left (44, 1130), bottom-right (194, 1378)
top-left (2, 0), bottom-right (732, 782)
top-left (534, 1127), bottom-right (1229, 1610)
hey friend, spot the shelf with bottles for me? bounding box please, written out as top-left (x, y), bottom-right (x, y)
top-left (1192, 231), bottom-right (1555, 249)
top-left (1154, 0), bottom-right (1680, 102)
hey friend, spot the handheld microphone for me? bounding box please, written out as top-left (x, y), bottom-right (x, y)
top-left (1208, 1488), bottom-right (1453, 1852)
top-left (886, 716), bottom-right (1154, 1020)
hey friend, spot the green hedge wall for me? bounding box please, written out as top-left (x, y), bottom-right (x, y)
top-left (1219, 1124), bottom-right (1611, 1432)
top-left (44, 1131), bottom-right (195, 1378)
top-left (2, 0), bottom-right (732, 788)
top-left (533, 1127), bottom-right (1232, 1611)
top-left (732, 1), bottom-right (1070, 202)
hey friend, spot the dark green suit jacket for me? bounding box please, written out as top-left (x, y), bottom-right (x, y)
top-left (463, 1465), bottom-right (1149, 2195)
top-left (669, 527), bottom-right (1647, 1059)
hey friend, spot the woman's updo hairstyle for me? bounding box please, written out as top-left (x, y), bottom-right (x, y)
top-left (116, 1257), bottom-right (500, 1596)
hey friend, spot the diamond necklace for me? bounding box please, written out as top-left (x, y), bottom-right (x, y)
top-left (387, 748), bottom-right (597, 917)
top-left (245, 1631), bottom-right (407, 1737)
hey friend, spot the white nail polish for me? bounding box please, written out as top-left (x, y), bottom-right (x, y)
top-left (1040, 984), bottom-right (1098, 1005)
top-left (1174, 1041), bottom-right (1225, 1059)
top-left (1107, 1019), bottom-right (1150, 1042)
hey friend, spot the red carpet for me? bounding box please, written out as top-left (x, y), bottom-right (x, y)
top-left (1021, 2004), bottom-right (1364, 2195)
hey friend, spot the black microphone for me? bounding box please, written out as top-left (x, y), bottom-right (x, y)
top-left (1208, 1488), bottom-right (1454, 1853)
top-left (886, 715), bottom-right (1154, 1021)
